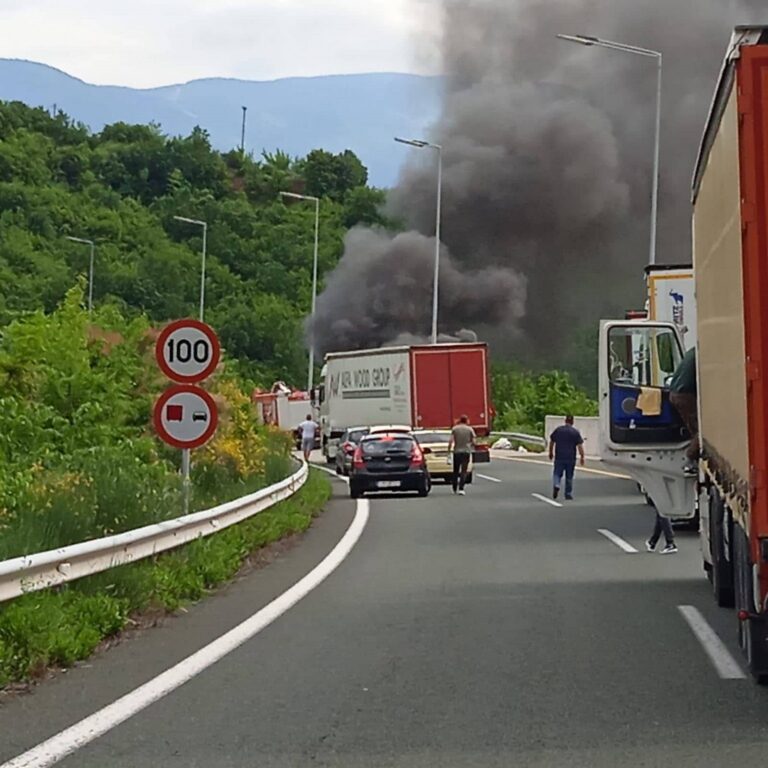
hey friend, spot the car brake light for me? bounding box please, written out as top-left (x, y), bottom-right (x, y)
top-left (353, 447), bottom-right (365, 469)
top-left (410, 445), bottom-right (424, 467)
top-left (343, 442), bottom-right (355, 454)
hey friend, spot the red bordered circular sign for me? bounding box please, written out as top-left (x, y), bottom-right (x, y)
top-left (155, 319), bottom-right (221, 384)
top-left (153, 385), bottom-right (219, 450)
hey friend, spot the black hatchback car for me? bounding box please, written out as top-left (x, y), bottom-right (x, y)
top-left (349, 433), bottom-right (431, 499)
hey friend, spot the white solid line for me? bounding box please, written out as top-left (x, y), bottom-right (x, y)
top-left (312, 462), bottom-right (349, 485)
top-left (597, 528), bottom-right (638, 553)
top-left (531, 493), bottom-right (562, 508)
top-left (678, 605), bottom-right (746, 679)
top-left (1, 500), bottom-right (370, 768)
top-left (477, 473), bottom-right (501, 483)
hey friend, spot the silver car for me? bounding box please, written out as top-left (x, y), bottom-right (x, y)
top-left (334, 427), bottom-right (370, 476)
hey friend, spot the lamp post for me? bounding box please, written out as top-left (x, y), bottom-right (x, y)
top-left (280, 191), bottom-right (320, 392)
top-left (173, 216), bottom-right (208, 321)
top-left (395, 137), bottom-right (443, 343)
top-left (556, 33), bottom-right (662, 266)
top-left (65, 236), bottom-right (95, 313)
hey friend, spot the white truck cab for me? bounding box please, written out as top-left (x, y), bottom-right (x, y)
top-left (598, 319), bottom-right (696, 520)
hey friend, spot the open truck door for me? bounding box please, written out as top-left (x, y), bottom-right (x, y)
top-left (599, 319), bottom-right (695, 519)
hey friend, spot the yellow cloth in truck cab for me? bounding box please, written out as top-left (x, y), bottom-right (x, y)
top-left (636, 387), bottom-right (662, 416)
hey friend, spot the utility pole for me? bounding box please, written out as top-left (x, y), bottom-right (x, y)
top-left (240, 106), bottom-right (247, 157)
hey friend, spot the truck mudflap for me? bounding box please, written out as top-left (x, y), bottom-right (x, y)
top-left (734, 524), bottom-right (768, 682)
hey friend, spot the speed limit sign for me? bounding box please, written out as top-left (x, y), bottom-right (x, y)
top-left (156, 319), bottom-right (220, 384)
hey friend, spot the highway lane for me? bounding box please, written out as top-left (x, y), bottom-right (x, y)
top-left (4, 456), bottom-right (768, 766)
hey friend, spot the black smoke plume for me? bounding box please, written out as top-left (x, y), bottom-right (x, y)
top-left (311, 0), bottom-right (767, 362)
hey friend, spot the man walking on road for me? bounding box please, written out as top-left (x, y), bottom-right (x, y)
top-left (449, 415), bottom-right (476, 496)
top-left (549, 415), bottom-right (585, 501)
top-left (669, 346), bottom-right (698, 476)
top-left (298, 414), bottom-right (318, 463)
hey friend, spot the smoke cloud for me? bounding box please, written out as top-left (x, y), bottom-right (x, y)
top-left (311, 0), bottom-right (767, 362)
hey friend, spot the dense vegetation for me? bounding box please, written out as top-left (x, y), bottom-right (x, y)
top-left (0, 100), bottom-right (389, 386)
top-left (0, 285), bottom-right (300, 559)
top-left (491, 364), bottom-right (598, 436)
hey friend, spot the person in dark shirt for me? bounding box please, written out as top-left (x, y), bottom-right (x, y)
top-left (549, 415), bottom-right (585, 500)
top-left (669, 346), bottom-right (698, 475)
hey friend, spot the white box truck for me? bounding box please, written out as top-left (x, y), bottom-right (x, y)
top-left (318, 343), bottom-right (492, 462)
top-left (645, 264), bottom-right (696, 350)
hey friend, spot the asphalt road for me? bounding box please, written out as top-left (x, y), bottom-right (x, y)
top-left (3, 454), bottom-right (768, 767)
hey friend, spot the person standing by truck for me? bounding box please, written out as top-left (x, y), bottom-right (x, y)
top-left (669, 346), bottom-right (698, 475)
top-left (298, 414), bottom-right (319, 463)
top-left (449, 415), bottom-right (476, 496)
top-left (549, 415), bottom-right (585, 500)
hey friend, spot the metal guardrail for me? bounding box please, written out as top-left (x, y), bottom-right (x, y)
top-left (0, 460), bottom-right (309, 604)
top-left (489, 431), bottom-right (547, 448)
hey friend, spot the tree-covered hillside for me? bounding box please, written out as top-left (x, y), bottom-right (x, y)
top-left (0, 100), bottom-right (389, 386)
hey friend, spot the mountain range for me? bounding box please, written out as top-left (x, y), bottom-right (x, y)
top-left (0, 60), bottom-right (443, 187)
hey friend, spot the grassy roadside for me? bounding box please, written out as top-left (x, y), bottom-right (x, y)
top-left (0, 469), bottom-right (331, 689)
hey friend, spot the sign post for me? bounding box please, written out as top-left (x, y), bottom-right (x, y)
top-left (154, 319), bottom-right (220, 513)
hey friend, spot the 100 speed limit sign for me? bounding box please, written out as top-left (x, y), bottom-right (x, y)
top-left (156, 319), bottom-right (221, 383)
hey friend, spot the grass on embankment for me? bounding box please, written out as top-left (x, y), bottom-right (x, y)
top-left (0, 469), bottom-right (331, 689)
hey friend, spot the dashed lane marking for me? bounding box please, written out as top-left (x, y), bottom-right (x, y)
top-left (597, 528), bottom-right (638, 553)
top-left (532, 493), bottom-right (562, 508)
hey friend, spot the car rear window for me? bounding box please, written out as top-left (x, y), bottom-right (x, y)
top-left (415, 432), bottom-right (451, 444)
top-left (361, 437), bottom-right (414, 455)
top-left (348, 429), bottom-right (369, 443)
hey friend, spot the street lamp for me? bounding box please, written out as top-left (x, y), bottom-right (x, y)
top-left (395, 137), bottom-right (443, 343)
top-left (280, 191), bottom-right (320, 392)
top-left (173, 216), bottom-right (208, 321)
top-left (556, 33), bottom-right (663, 266)
top-left (65, 236), bottom-right (95, 313)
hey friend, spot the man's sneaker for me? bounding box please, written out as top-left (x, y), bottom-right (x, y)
top-left (458, 489), bottom-right (466, 496)
top-left (661, 542), bottom-right (678, 554)
top-left (565, 494), bottom-right (574, 501)
top-left (645, 539), bottom-right (657, 552)
top-left (553, 487), bottom-right (560, 500)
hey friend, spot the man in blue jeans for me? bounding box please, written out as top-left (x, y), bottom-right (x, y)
top-left (549, 415), bottom-right (585, 500)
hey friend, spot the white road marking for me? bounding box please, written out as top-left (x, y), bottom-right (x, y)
top-left (597, 528), bottom-right (638, 553)
top-left (531, 493), bottom-right (562, 508)
top-left (493, 454), bottom-right (631, 480)
top-left (477, 473), bottom-right (501, 483)
top-left (678, 605), bottom-right (746, 680)
top-left (1, 500), bottom-right (370, 768)
top-left (313, 462), bottom-right (350, 485)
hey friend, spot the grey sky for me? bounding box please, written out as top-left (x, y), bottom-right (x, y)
top-left (0, 0), bottom-right (437, 87)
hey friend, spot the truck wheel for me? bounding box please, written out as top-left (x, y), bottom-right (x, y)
top-left (734, 526), bottom-right (768, 683)
top-left (709, 491), bottom-right (735, 608)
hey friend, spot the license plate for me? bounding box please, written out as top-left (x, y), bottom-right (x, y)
top-left (376, 480), bottom-right (401, 489)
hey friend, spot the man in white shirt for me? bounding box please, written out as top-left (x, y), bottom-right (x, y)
top-left (298, 414), bottom-right (318, 462)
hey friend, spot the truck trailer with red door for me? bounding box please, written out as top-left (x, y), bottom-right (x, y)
top-left (597, 26), bottom-right (768, 681)
top-left (318, 343), bottom-right (492, 462)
